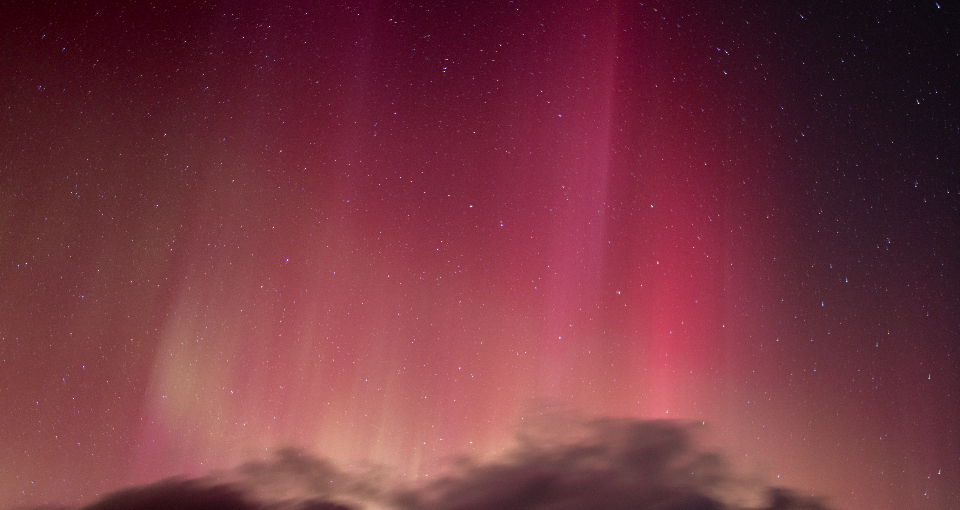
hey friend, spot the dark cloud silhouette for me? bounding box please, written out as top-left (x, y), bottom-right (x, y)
top-left (390, 416), bottom-right (831, 510)
top-left (78, 478), bottom-right (354, 510)
top-left (42, 417), bottom-right (832, 510)
top-left (81, 479), bottom-right (253, 510)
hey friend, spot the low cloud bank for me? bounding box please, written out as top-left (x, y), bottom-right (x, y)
top-left (63, 417), bottom-right (833, 510)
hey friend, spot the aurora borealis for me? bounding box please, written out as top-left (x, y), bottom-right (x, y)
top-left (1, 1), bottom-right (957, 509)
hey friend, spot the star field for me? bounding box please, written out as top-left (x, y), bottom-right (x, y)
top-left (1, 2), bottom-right (958, 510)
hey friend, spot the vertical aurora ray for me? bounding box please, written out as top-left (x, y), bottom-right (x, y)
top-left (1, 2), bottom-right (957, 510)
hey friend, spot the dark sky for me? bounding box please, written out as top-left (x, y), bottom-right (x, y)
top-left (1, 1), bottom-right (957, 510)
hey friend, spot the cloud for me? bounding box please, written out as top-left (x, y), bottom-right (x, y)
top-left (389, 414), bottom-right (831, 510)
top-left (58, 415), bottom-right (832, 510)
top-left (80, 477), bottom-right (356, 510)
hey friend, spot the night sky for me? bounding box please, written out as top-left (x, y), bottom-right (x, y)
top-left (1, 1), bottom-right (958, 510)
